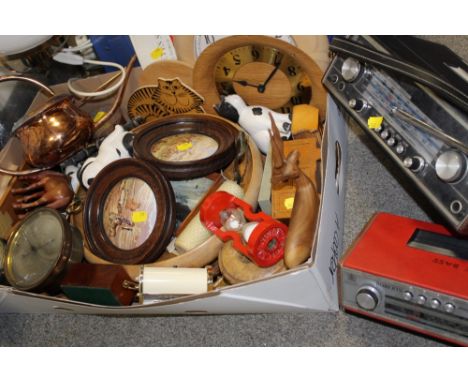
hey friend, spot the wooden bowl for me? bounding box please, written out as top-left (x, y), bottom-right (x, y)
top-left (219, 241), bottom-right (286, 285)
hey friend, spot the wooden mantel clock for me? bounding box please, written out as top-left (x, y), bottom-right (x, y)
top-left (192, 35), bottom-right (327, 118)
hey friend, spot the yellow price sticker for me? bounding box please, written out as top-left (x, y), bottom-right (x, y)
top-left (150, 47), bottom-right (164, 60)
top-left (284, 197), bottom-right (295, 210)
top-left (132, 211), bottom-right (148, 223)
top-left (177, 142), bottom-right (193, 151)
top-left (93, 111), bottom-right (107, 123)
top-left (367, 116), bottom-right (384, 129)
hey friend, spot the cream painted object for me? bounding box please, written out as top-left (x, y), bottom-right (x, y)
top-left (141, 267), bottom-right (209, 304)
top-left (174, 180), bottom-right (244, 253)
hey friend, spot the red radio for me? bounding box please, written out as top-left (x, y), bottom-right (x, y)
top-left (340, 212), bottom-right (468, 346)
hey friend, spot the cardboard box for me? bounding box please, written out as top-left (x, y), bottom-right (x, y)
top-left (0, 66), bottom-right (348, 314)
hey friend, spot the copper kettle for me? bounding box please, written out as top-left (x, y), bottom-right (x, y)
top-left (0, 55), bottom-right (136, 176)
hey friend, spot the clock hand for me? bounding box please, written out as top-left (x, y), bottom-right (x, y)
top-left (23, 235), bottom-right (37, 252)
top-left (35, 238), bottom-right (55, 252)
top-left (233, 79), bottom-right (260, 88)
top-left (258, 60), bottom-right (282, 94)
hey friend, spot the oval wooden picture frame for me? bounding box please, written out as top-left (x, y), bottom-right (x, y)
top-left (133, 114), bottom-right (239, 180)
top-left (83, 158), bottom-right (176, 264)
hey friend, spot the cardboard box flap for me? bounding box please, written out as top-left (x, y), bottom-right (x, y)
top-left (309, 96), bottom-right (348, 310)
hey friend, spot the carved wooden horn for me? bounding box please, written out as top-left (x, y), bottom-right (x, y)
top-left (268, 113), bottom-right (285, 167)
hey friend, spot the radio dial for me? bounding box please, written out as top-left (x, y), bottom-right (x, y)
top-left (380, 130), bottom-right (390, 140)
top-left (396, 144), bottom-right (406, 154)
top-left (403, 291), bottom-right (413, 301)
top-left (328, 74), bottom-right (339, 84)
top-left (444, 303), bottom-right (455, 313)
top-left (349, 98), bottom-right (368, 112)
top-left (416, 295), bottom-right (427, 305)
top-left (341, 57), bottom-right (362, 82)
top-left (430, 299), bottom-right (441, 309)
top-left (386, 137), bottom-right (396, 147)
top-left (435, 150), bottom-right (466, 183)
top-left (403, 156), bottom-right (425, 172)
top-left (356, 286), bottom-right (380, 311)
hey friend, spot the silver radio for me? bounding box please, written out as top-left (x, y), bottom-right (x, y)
top-left (323, 35), bottom-right (468, 234)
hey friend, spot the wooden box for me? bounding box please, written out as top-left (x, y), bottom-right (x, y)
top-left (269, 136), bottom-right (322, 220)
top-left (60, 263), bottom-right (137, 306)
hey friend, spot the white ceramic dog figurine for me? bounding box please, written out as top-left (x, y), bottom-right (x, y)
top-left (214, 94), bottom-right (291, 154)
top-left (78, 124), bottom-right (134, 189)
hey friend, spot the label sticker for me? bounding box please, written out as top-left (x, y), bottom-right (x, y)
top-left (150, 47), bottom-right (164, 60)
top-left (132, 211), bottom-right (148, 223)
top-left (367, 116), bottom-right (384, 129)
top-left (284, 197), bottom-right (295, 210)
top-left (177, 142), bottom-right (193, 151)
top-left (93, 111), bottom-right (107, 123)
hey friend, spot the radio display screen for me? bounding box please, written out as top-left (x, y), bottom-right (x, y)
top-left (385, 296), bottom-right (468, 338)
top-left (408, 229), bottom-right (468, 260)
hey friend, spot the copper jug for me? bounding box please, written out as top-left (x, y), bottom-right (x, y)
top-left (0, 55), bottom-right (136, 176)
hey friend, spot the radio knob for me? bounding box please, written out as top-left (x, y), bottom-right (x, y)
top-left (386, 137), bottom-right (396, 147)
top-left (356, 286), bottom-right (380, 311)
top-left (328, 74), bottom-right (339, 84)
top-left (348, 98), bottom-right (368, 112)
top-left (380, 129), bottom-right (390, 140)
top-left (403, 291), bottom-right (413, 301)
top-left (396, 143), bottom-right (406, 154)
top-left (416, 295), bottom-right (427, 305)
top-left (444, 302), bottom-right (455, 313)
top-left (341, 57), bottom-right (362, 82)
top-left (435, 150), bottom-right (466, 183)
top-left (403, 156), bottom-right (425, 172)
top-left (430, 299), bottom-right (441, 309)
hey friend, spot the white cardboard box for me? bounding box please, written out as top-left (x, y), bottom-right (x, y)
top-left (0, 84), bottom-right (347, 314)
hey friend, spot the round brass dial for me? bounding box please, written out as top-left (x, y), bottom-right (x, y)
top-left (193, 35), bottom-right (327, 118)
top-left (4, 208), bottom-right (83, 292)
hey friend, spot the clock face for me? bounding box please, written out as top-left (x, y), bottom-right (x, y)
top-left (6, 209), bottom-right (64, 289)
top-left (214, 44), bottom-right (312, 113)
top-left (193, 35), bottom-right (327, 118)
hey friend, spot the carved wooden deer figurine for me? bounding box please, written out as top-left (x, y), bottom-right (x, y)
top-left (269, 113), bottom-right (321, 269)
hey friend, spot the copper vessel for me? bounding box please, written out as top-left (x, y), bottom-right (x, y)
top-left (14, 94), bottom-right (94, 168)
top-left (0, 55), bottom-right (136, 176)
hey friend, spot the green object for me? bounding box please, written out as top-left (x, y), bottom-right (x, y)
top-left (61, 286), bottom-right (122, 306)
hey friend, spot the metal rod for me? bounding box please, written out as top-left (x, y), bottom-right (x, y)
top-left (391, 107), bottom-right (468, 155)
top-left (0, 75), bottom-right (55, 97)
